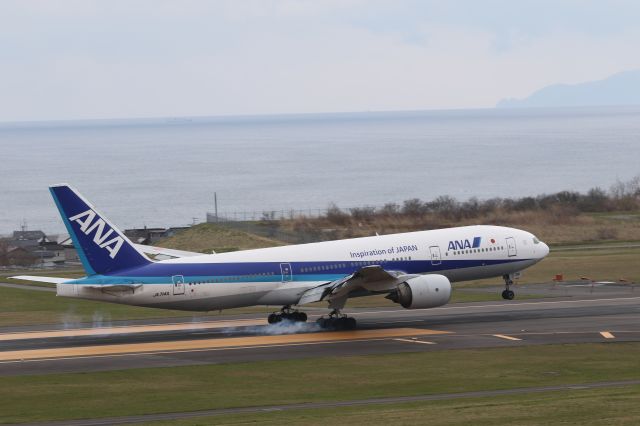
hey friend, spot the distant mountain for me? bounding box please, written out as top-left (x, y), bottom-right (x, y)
top-left (497, 70), bottom-right (640, 108)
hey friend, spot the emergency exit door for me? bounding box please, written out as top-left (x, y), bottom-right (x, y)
top-left (506, 237), bottom-right (517, 257)
top-left (172, 275), bottom-right (185, 295)
top-left (429, 246), bottom-right (442, 265)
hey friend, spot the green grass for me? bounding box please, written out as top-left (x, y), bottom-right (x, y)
top-left (157, 222), bottom-right (283, 253)
top-left (143, 386), bottom-right (640, 425)
top-left (0, 343), bottom-right (639, 424)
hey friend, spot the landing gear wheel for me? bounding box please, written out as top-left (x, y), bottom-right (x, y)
top-left (293, 312), bottom-right (308, 322)
top-left (344, 317), bottom-right (357, 330)
top-left (268, 306), bottom-right (307, 324)
top-left (501, 289), bottom-right (515, 300)
top-left (501, 274), bottom-right (515, 300)
top-left (316, 310), bottom-right (357, 330)
top-left (268, 313), bottom-right (281, 324)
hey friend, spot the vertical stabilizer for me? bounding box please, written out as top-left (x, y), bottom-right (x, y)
top-left (49, 184), bottom-right (151, 275)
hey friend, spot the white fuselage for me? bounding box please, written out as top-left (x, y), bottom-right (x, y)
top-left (57, 225), bottom-right (549, 311)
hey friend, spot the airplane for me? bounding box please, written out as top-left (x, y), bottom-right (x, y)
top-left (11, 184), bottom-right (549, 329)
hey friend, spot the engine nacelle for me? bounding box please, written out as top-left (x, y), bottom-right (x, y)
top-left (390, 274), bottom-right (452, 309)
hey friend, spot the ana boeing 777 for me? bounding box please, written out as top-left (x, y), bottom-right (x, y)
top-left (11, 185), bottom-right (549, 329)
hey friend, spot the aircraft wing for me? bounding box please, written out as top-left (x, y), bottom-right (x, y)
top-left (297, 265), bottom-right (419, 307)
top-left (133, 244), bottom-right (204, 259)
top-left (9, 275), bottom-right (71, 284)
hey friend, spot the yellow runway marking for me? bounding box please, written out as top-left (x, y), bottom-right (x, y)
top-left (0, 328), bottom-right (449, 362)
top-left (600, 331), bottom-right (615, 339)
top-left (492, 334), bottom-right (522, 341)
top-left (0, 319), bottom-right (265, 341)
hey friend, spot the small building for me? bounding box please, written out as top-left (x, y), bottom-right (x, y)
top-left (33, 238), bottom-right (66, 266)
top-left (6, 246), bottom-right (38, 267)
top-left (59, 236), bottom-right (80, 263)
top-left (10, 230), bottom-right (46, 248)
top-left (124, 227), bottom-right (168, 245)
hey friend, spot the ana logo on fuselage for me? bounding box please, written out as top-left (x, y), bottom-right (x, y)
top-left (68, 209), bottom-right (124, 259)
top-left (448, 237), bottom-right (481, 251)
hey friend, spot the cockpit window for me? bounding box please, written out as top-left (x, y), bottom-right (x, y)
top-left (533, 237), bottom-right (540, 244)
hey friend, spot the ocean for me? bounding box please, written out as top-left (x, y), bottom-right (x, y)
top-left (1, 106), bottom-right (639, 235)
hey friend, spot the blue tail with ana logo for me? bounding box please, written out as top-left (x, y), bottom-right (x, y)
top-left (49, 184), bottom-right (151, 275)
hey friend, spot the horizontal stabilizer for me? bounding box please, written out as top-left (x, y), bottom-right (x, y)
top-left (9, 275), bottom-right (71, 284)
top-left (85, 284), bottom-right (143, 291)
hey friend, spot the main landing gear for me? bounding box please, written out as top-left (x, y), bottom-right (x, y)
top-left (267, 305), bottom-right (308, 324)
top-left (316, 309), bottom-right (357, 330)
top-left (501, 274), bottom-right (515, 300)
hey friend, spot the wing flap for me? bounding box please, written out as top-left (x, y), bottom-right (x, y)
top-left (297, 266), bottom-right (420, 306)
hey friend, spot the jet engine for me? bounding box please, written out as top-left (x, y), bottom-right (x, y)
top-left (387, 274), bottom-right (452, 309)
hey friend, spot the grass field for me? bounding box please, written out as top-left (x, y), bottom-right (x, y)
top-left (0, 343), bottom-right (638, 424)
top-left (274, 207), bottom-right (640, 246)
top-left (142, 386), bottom-right (640, 425)
top-left (156, 222), bottom-right (283, 253)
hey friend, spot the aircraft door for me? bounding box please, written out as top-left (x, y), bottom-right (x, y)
top-left (172, 275), bottom-right (185, 295)
top-left (429, 246), bottom-right (442, 265)
top-left (506, 237), bottom-right (517, 257)
top-left (280, 263), bottom-right (292, 282)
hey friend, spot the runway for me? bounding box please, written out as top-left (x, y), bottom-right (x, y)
top-left (1, 284), bottom-right (639, 376)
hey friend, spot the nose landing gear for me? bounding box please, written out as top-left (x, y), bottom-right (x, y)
top-left (267, 305), bottom-right (308, 324)
top-left (501, 274), bottom-right (515, 300)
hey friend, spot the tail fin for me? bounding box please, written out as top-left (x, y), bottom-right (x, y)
top-left (49, 184), bottom-right (151, 275)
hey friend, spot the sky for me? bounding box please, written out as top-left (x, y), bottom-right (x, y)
top-left (1, 0), bottom-right (640, 122)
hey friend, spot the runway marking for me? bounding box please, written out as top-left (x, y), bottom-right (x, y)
top-left (600, 331), bottom-right (616, 339)
top-left (393, 338), bottom-right (436, 345)
top-left (354, 296), bottom-right (640, 315)
top-left (0, 327), bottom-right (450, 362)
top-left (0, 318), bottom-right (265, 341)
top-left (492, 334), bottom-right (522, 341)
top-left (0, 339), bottom-right (407, 365)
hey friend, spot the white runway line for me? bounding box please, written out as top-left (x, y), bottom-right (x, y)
top-left (354, 296), bottom-right (640, 316)
top-left (492, 334), bottom-right (522, 341)
top-left (600, 331), bottom-right (615, 339)
top-left (393, 338), bottom-right (436, 345)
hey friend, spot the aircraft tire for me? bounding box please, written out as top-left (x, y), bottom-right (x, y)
top-left (268, 313), bottom-right (281, 324)
top-left (345, 317), bottom-right (357, 330)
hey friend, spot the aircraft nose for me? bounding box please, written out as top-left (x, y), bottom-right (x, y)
top-left (539, 242), bottom-right (550, 258)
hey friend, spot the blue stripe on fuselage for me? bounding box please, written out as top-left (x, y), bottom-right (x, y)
top-left (68, 258), bottom-right (530, 285)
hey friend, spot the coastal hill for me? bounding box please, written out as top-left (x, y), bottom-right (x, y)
top-left (497, 70), bottom-right (640, 108)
